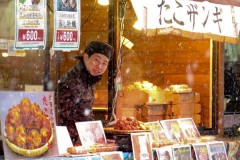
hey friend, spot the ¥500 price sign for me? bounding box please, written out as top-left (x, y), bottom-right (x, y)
top-left (18, 29), bottom-right (44, 42)
top-left (56, 30), bottom-right (78, 42)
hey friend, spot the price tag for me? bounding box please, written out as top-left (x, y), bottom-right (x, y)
top-left (56, 30), bottom-right (78, 42)
top-left (18, 29), bottom-right (44, 42)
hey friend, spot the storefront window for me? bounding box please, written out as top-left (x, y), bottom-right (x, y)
top-left (0, 0), bottom-right (237, 141)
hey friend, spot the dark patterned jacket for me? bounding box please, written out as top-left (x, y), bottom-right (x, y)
top-left (57, 57), bottom-right (97, 144)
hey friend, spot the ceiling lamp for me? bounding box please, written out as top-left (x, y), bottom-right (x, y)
top-left (98, 0), bottom-right (109, 5)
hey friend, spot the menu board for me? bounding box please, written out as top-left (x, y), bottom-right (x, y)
top-left (15, 0), bottom-right (47, 50)
top-left (52, 0), bottom-right (80, 51)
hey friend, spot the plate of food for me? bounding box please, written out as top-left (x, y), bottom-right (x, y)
top-left (4, 97), bottom-right (54, 158)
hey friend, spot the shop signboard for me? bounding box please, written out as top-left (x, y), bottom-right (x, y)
top-left (0, 91), bottom-right (59, 159)
top-left (15, 0), bottom-right (47, 50)
top-left (131, 0), bottom-right (239, 44)
top-left (52, 0), bottom-right (80, 51)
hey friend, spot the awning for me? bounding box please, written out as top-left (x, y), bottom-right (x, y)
top-left (131, 0), bottom-right (240, 44)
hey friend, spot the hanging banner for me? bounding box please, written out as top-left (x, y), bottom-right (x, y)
top-left (15, 0), bottom-right (47, 50)
top-left (131, 0), bottom-right (239, 44)
top-left (52, 0), bottom-right (80, 51)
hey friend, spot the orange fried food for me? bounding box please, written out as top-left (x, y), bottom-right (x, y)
top-left (20, 97), bottom-right (34, 123)
top-left (6, 105), bottom-right (22, 126)
top-left (27, 129), bottom-right (43, 149)
top-left (40, 126), bottom-right (51, 144)
top-left (15, 124), bottom-right (26, 135)
top-left (15, 133), bottom-right (27, 149)
top-left (5, 123), bottom-right (15, 143)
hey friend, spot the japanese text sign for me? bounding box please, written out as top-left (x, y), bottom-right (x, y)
top-left (52, 0), bottom-right (80, 51)
top-left (131, 0), bottom-right (239, 44)
top-left (15, 0), bottom-right (47, 50)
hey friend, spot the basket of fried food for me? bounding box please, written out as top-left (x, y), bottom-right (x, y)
top-left (104, 117), bottom-right (150, 133)
top-left (4, 97), bottom-right (53, 158)
top-left (67, 143), bottom-right (118, 155)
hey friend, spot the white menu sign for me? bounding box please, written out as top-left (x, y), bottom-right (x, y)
top-left (15, 0), bottom-right (47, 50)
top-left (52, 0), bottom-right (80, 51)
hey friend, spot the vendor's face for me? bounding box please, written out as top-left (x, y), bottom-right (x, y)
top-left (84, 53), bottom-right (109, 76)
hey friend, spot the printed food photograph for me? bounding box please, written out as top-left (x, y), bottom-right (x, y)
top-left (0, 92), bottom-right (58, 159)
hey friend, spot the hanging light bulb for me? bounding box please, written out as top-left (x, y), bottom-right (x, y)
top-left (133, 20), bottom-right (143, 30)
top-left (98, 0), bottom-right (109, 5)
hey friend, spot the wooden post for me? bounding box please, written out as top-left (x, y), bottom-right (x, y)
top-left (218, 43), bottom-right (225, 137)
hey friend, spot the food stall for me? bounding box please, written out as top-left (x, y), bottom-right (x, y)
top-left (0, 0), bottom-right (240, 159)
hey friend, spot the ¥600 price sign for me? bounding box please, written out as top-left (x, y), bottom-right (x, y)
top-left (18, 29), bottom-right (44, 42)
top-left (56, 30), bottom-right (78, 42)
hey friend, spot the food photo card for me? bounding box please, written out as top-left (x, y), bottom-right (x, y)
top-left (131, 132), bottom-right (153, 160)
top-left (146, 121), bottom-right (168, 142)
top-left (100, 151), bottom-right (123, 160)
top-left (160, 119), bottom-right (185, 143)
top-left (207, 141), bottom-right (228, 160)
top-left (177, 118), bottom-right (200, 138)
top-left (75, 120), bottom-right (107, 146)
top-left (172, 144), bottom-right (192, 160)
top-left (0, 91), bottom-right (59, 159)
top-left (192, 143), bottom-right (211, 160)
top-left (155, 146), bottom-right (173, 160)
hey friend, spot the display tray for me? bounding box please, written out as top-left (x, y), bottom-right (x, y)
top-left (104, 128), bottom-right (150, 134)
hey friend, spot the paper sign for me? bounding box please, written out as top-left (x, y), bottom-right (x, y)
top-left (155, 146), bottom-right (173, 160)
top-left (15, 0), bottom-right (47, 50)
top-left (75, 120), bottom-right (106, 146)
top-left (192, 143), bottom-right (211, 160)
top-left (172, 144), bottom-right (192, 160)
top-left (56, 126), bottom-right (73, 155)
top-left (52, 0), bottom-right (80, 51)
top-left (131, 132), bottom-right (153, 160)
top-left (177, 118), bottom-right (201, 138)
top-left (207, 141), bottom-right (228, 160)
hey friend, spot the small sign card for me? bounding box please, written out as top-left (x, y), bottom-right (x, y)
top-left (172, 144), bottom-right (192, 160)
top-left (207, 141), bottom-right (228, 160)
top-left (146, 121), bottom-right (168, 142)
top-left (75, 120), bottom-right (107, 146)
top-left (131, 132), bottom-right (153, 160)
top-left (160, 119), bottom-right (185, 143)
top-left (177, 118), bottom-right (201, 138)
top-left (192, 143), bottom-right (211, 160)
top-left (155, 146), bottom-right (173, 160)
top-left (100, 151), bottom-right (123, 160)
top-left (55, 126), bottom-right (73, 156)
